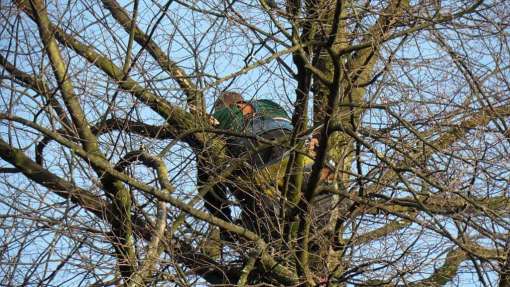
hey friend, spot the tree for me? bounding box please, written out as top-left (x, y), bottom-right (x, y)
top-left (0, 0), bottom-right (509, 285)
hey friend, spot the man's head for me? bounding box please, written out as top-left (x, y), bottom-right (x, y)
top-left (214, 91), bottom-right (255, 117)
top-left (214, 91), bottom-right (243, 110)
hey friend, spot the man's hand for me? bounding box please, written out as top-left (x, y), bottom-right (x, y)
top-left (208, 115), bottom-right (220, 126)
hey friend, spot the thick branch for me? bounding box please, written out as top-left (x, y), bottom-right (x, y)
top-left (101, 0), bottom-right (205, 115)
top-left (36, 118), bottom-right (174, 165)
top-left (24, 1), bottom-right (139, 277)
top-left (409, 248), bottom-right (467, 287)
top-left (0, 138), bottom-right (108, 218)
top-left (92, 118), bottom-right (175, 139)
top-left (28, 0), bottom-right (99, 153)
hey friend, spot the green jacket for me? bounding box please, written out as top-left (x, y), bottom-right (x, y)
top-left (213, 99), bottom-right (292, 133)
top-left (213, 99), bottom-right (293, 166)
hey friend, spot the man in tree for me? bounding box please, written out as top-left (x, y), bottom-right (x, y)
top-left (205, 91), bottom-right (333, 242)
top-left (212, 91), bottom-right (294, 167)
top-left (203, 91), bottom-right (296, 244)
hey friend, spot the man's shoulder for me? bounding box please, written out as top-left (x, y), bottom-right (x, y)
top-left (251, 99), bottom-right (289, 119)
